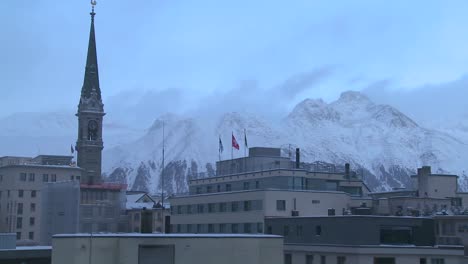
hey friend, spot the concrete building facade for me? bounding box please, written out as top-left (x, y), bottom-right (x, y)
top-left (51, 234), bottom-right (283, 264)
top-left (265, 216), bottom-right (466, 264)
top-left (0, 155), bottom-right (82, 245)
top-left (169, 147), bottom-right (371, 234)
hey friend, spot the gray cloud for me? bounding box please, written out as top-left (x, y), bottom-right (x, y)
top-left (275, 66), bottom-right (335, 100)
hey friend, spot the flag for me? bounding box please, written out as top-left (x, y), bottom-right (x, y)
top-left (219, 136), bottom-right (224, 153)
top-left (244, 129), bottom-right (248, 148)
top-left (232, 134), bottom-right (239, 150)
top-left (71, 144), bottom-right (74, 154)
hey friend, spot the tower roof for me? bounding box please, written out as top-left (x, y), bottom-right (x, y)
top-left (80, 5), bottom-right (101, 101)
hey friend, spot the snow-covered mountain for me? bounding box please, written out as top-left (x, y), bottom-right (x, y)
top-left (103, 91), bottom-right (468, 194)
top-left (0, 111), bottom-right (143, 157)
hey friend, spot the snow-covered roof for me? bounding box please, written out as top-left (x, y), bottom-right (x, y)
top-left (53, 233), bottom-right (282, 239)
top-left (126, 193), bottom-right (156, 210)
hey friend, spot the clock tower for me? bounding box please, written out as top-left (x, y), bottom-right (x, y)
top-left (76, 4), bottom-right (104, 185)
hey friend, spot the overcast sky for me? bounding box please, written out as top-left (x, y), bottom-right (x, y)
top-left (1, 1), bottom-right (468, 123)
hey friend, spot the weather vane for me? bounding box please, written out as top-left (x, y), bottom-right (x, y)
top-left (90, 0), bottom-right (97, 14)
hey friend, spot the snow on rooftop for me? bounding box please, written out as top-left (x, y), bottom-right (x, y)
top-left (53, 233), bottom-right (282, 239)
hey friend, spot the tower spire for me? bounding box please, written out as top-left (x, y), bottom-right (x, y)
top-left (80, 0), bottom-right (101, 101)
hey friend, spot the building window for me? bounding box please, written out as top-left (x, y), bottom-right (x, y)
top-left (187, 205), bottom-right (193, 214)
top-left (420, 259), bottom-right (427, 264)
top-left (219, 224), bottom-right (226, 233)
top-left (219, 202), bottom-right (227, 212)
top-left (0, 190), bottom-right (2, 198)
top-left (176, 224), bottom-right (181, 233)
top-left (321, 256), bottom-right (326, 264)
top-left (337, 256), bottom-right (346, 264)
top-left (217, 185), bottom-right (221, 192)
top-left (284, 254), bottom-right (292, 264)
top-left (30, 217), bottom-right (35, 226)
top-left (231, 224), bottom-right (239, 233)
top-left (16, 232), bottom-right (21, 240)
top-left (18, 190), bottom-right (24, 198)
top-left (196, 224), bottom-right (202, 233)
top-left (187, 224), bottom-right (192, 233)
top-left (51, 174), bottom-right (57, 182)
top-left (20, 173), bottom-right (27, 181)
top-left (231, 202), bottom-right (239, 212)
top-left (257, 223), bottom-right (263, 233)
top-left (30, 203), bottom-right (36, 212)
top-left (208, 203), bottom-right (216, 213)
top-left (243, 182), bottom-right (250, 190)
top-left (312, 200), bottom-right (320, 204)
top-left (177, 206), bottom-right (182, 214)
top-left (243, 223), bottom-right (251, 233)
top-left (31, 190), bottom-right (36, 198)
top-left (207, 186), bottom-right (213, 193)
top-left (134, 213), bottom-right (140, 221)
top-left (7, 190), bottom-right (10, 198)
top-left (255, 181), bottom-right (260, 189)
top-left (43, 174), bottom-right (49, 182)
top-left (380, 226), bottom-right (413, 244)
top-left (316, 225), bottom-right (322, 236)
top-left (76, 176), bottom-right (81, 181)
top-left (296, 225), bottom-right (303, 237)
top-left (284, 225), bottom-right (290, 236)
top-left (71, 175), bottom-right (74, 180)
top-left (16, 217), bottom-right (22, 229)
top-left (208, 224), bottom-right (214, 233)
top-left (28, 232), bottom-right (34, 240)
top-left (0, 174), bottom-right (3, 182)
top-left (276, 200), bottom-right (286, 211)
top-left (243, 201), bottom-right (251, 211)
top-left (196, 187), bottom-right (201, 194)
top-left (28, 173), bottom-right (35, 181)
top-left (226, 184), bottom-right (231, 191)
top-left (374, 258), bottom-right (395, 264)
top-left (197, 204), bottom-right (205, 214)
top-left (306, 255), bottom-right (314, 264)
top-left (431, 259), bottom-right (445, 264)
top-left (17, 203), bottom-right (23, 214)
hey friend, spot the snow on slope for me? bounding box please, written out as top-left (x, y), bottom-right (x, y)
top-left (0, 111), bottom-right (143, 157)
top-left (103, 91), bottom-right (468, 194)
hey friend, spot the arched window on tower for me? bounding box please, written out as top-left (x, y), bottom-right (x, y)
top-left (88, 120), bottom-right (98, 140)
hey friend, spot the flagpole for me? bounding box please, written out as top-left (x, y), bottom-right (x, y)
top-left (231, 132), bottom-right (234, 160)
top-left (244, 129), bottom-right (247, 158)
top-left (161, 121), bottom-right (165, 233)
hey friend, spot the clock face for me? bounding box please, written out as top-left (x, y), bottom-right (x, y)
top-left (88, 120), bottom-right (98, 131)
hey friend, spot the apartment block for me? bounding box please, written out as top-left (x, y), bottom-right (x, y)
top-left (0, 155), bottom-right (82, 245)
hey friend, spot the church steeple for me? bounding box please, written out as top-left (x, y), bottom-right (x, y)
top-left (76, 1), bottom-right (105, 185)
top-left (81, 2), bottom-right (101, 101)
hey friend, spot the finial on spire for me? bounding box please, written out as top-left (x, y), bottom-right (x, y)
top-left (90, 0), bottom-right (97, 18)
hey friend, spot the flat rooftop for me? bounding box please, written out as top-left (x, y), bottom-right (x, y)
top-left (54, 233), bottom-right (282, 239)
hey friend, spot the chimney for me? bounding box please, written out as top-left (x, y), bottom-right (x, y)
top-left (345, 163), bottom-right (350, 179)
top-left (295, 148), bottom-right (300, 169)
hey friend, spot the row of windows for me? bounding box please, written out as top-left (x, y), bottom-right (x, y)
top-left (283, 255), bottom-right (445, 264)
top-left (19, 173), bottom-right (60, 182)
top-left (284, 254), bottom-right (340, 264)
top-left (195, 181), bottom-right (262, 194)
top-left (8, 202), bottom-right (36, 215)
top-left (81, 206), bottom-right (115, 218)
top-left (172, 200), bottom-right (263, 215)
top-left (15, 216), bottom-right (35, 229)
top-left (16, 231), bottom-right (34, 240)
top-left (0, 190), bottom-right (39, 200)
top-left (172, 222), bottom-right (263, 234)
